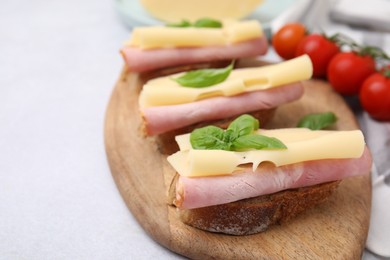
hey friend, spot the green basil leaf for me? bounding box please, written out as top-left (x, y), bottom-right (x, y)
top-left (190, 114), bottom-right (288, 152)
top-left (166, 19), bottom-right (192, 27)
top-left (166, 18), bottom-right (222, 28)
top-left (222, 129), bottom-right (237, 144)
top-left (193, 18), bottom-right (222, 28)
top-left (173, 62), bottom-right (233, 88)
top-left (232, 134), bottom-right (287, 151)
top-left (190, 125), bottom-right (231, 150)
top-left (227, 114), bottom-right (259, 138)
top-left (297, 112), bottom-right (337, 130)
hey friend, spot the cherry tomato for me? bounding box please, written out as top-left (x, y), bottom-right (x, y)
top-left (359, 72), bottom-right (390, 121)
top-left (295, 34), bottom-right (340, 78)
top-left (327, 52), bottom-right (376, 95)
top-left (272, 23), bottom-right (306, 60)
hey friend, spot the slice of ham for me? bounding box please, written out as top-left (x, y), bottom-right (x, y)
top-left (175, 146), bottom-right (372, 209)
top-left (120, 37), bottom-right (268, 72)
top-left (142, 82), bottom-right (304, 135)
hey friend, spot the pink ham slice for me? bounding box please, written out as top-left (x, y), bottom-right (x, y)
top-left (175, 146), bottom-right (372, 209)
top-left (121, 37), bottom-right (268, 72)
top-left (142, 82), bottom-right (304, 135)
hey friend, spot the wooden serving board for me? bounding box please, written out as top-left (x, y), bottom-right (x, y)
top-left (104, 60), bottom-right (371, 259)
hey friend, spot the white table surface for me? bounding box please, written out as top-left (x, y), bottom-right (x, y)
top-left (0, 0), bottom-right (387, 259)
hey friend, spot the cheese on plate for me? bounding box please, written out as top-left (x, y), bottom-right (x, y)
top-left (140, 0), bottom-right (264, 22)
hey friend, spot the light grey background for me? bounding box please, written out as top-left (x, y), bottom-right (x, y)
top-left (1, 0), bottom-right (183, 258)
top-left (0, 0), bottom-right (388, 259)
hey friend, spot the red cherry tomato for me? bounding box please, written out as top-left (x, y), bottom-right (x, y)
top-left (295, 34), bottom-right (340, 78)
top-left (272, 23), bottom-right (306, 60)
top-left (327, 52), bottom-right (376, 95)
top-left (359, 72), bottom-right (390, 121)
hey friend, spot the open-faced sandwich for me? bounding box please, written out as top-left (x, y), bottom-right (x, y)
top-left (139, 55), bottom-right (313, 141)
top-left (166, 114), bottom-right (372, 235)
top-left (120, 19), bottom-right (268, 72)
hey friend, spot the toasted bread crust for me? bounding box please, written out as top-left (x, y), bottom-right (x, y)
top-left (170, 180), bottom-right (340, 235)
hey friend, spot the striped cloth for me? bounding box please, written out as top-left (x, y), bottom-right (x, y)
top-left (268, 0), bottom-right (390, 258)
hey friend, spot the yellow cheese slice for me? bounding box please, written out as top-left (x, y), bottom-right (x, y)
top-left (139, 55), bottom-right (313, 108)
top-left (140, 0), bottom-right (264, 22)
top-left (127, 20), bottom-right (262, 50)
top-left (167, 128), bottom-right (366, 177)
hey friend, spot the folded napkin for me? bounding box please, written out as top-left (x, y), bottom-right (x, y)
top-left (329, 0), bottom-right (390, 32)
top-left (359, 113), bottom-right (390, 257)
top-left (268, 2), bottom-right (390, 256)
top-left (308, 8), bottom-right (390, 258)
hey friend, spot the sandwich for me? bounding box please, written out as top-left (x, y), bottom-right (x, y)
top-left (120, 19), bottom-right (268, 72)
top-left (166, 114), bottom-right (372, 235)
top-left (139, 54), bottom-right (313, 141)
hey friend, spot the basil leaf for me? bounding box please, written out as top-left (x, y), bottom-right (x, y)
top-left (166, 19), bottom-right (191, 27)
top-left (297, 112), bottom-right (337, 130)
top-left (193, 18), bottom-right (222, 28)
top-left (166, 18), bottom-right (222, 28)
top-left (173, 62), bottom-right (234, 88)
top-left (190, 114), bottom-right (287, 152)
top-left (222, 129), bottom-right (237, 145)
top-left (232, 134), bottom-right (287, 151)
top-left (227, 114), bottom-right (259, 138)
top-left (190, 126), bottom-right (231, 150)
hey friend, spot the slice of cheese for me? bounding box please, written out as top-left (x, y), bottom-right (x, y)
top-left (139, 55), bottom-right (313, 108)
top-left (167, 128), bottom-right (366, 177)
top-left (140, 0), bottom-right (264, 22)
top-left (127, 20), bottom-right (262, 50)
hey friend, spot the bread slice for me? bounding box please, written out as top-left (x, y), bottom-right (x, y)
top-left (168, 174), bottom-right (340, 235)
